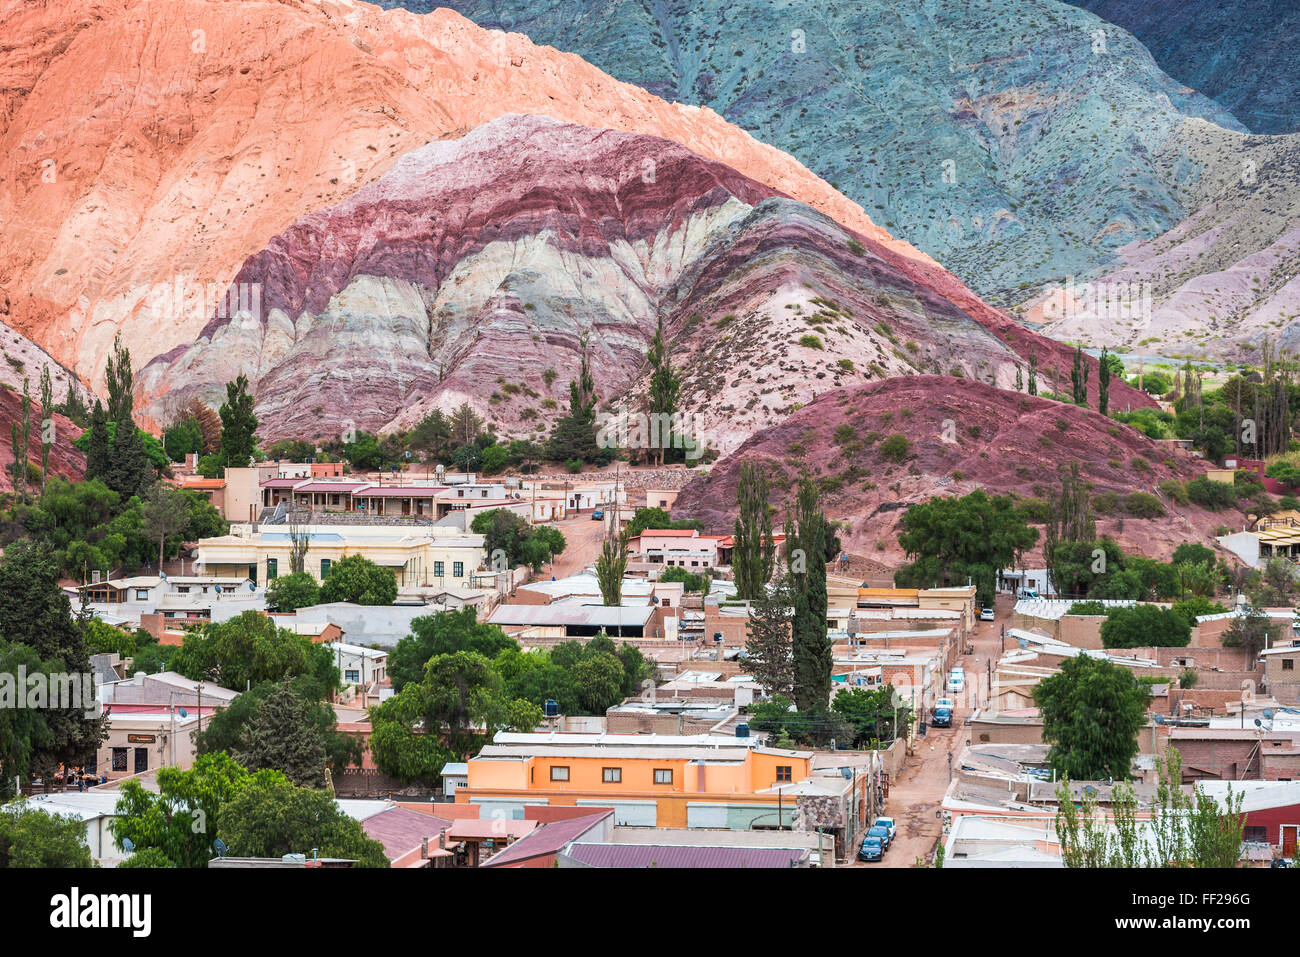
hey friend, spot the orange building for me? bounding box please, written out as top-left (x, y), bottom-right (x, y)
top-left (458, 733), bottom-right (817, 830)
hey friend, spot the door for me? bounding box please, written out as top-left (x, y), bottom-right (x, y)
top-left (133, 747), bottom-right (149, 774)
top-left (1284, 826), bottom-right (1298, 857)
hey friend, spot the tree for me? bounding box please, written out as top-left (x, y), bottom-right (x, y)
top-left (1221, 608), bottom-right (1282, 656)
top-left (470, 509), bottom-right (566, 571)
top-left (1098, 346), bottom-right (1111, 416)
top-left (163, 418), bottom-right (203, 463)
top-left (140, 483), bottom-right (191, 568)
top-left (0, 801), bottom-right (95, 868)
top-left (287, 505), bottom-right (309, 575)
top-left (1034, 655), bottom-right (1147, 781)
top-left (408, 408), bottom-right (453, 462)
top-left (264, 438), bottom-right (315, 462)
top-left (895, 490), bottom-right (1038, 605)
top-left (571, 652), bottom-right (625, 713)
top-left (623, 507), bottom-right (700, 539)
top-left (1043, 461), bottom-right (1097, 596)
top-left (1148, 748), bottom-right (1245, 868)
top-left (343, 432), bottom-right (386, 471)
top-left (547, 333), bottom-right (603, 464)
top-left (234, 681), bottom-right (330, 788)
top-left (1071, 344), bottom-right (1089, 405)
top-left (389, 608), bottom-right (517, 692)
top-left (265, 571), bottom-right (320, 613)
top-left (0, 542), bottom-right (108, 775)
top-left (105, 332), bottom-right (134, 426)
top-left (171, 611), bottom-right (339, 696)
top-left (787, 476), bottom-right (832, 712)
top-left (38, 363), bottom-right (53, 494)
top-left (218, 375), bottom-right (258, 469)
top-left (645, 317), bottom-right (682, 465)
top-left (317, 554), bottom-right (397, 606)
top-left (733, 460), bottom-right (776, 601)
top-left (196, 677), bottom-right (360, 776)
top-left (84, 401), bottom-right (110, 483)
top-left (745, 568), bottom-right (794, 698)
top-left (181, 399), bottom-right (223, 455)
top-left (594, 521), bottom-right (628, 606)
top-left (1100, 604), bottom-right (1191, 648)
top-left (831, 685), bottom-right (912, 748)
top-left (369, 651), bottom-right (540, 776)
top-left (1027, 350), bottom-right (1039, 396)
top-left (10, 377), bottom-right (32, 503)
top-left (113, 752), bottom-right (250, 867)
top-left (449, 402), bottom-right (485, 449)
top-left (218, 770), bottom-right (388, 867)
top-left (1054, 778), bottom-right (1143, 868)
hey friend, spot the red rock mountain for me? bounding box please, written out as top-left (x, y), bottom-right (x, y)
top-left (138, 115), bottom-right (1152, 447)
top-left (0, 0), bottom-right (928, 397)
top-left (673, 376), bottom-right (1220, 561)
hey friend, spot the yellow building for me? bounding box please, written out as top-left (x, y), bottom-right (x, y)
top-left (195, 525), bottom-right (487, 588)
top-left (459, 732), bottom-right (817, 829)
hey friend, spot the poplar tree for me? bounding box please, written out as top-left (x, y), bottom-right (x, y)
top-left (1098, 346), bottom-right (1111, 416)
top-left (645, 318), bottom-right (681, 466)
top-left (39, 363), bottom-right (53, 494)
top-left (787, 476), bottom-right (833, 712)
top-left (732, 460), bottom-right (775, 601)
top-left (745, 568), bottom-right (794, 698)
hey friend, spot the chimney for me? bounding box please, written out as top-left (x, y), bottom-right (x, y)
top-left (438, 828), bottom-right (447, 850)
top-left (421, 836), bottom-right (429, 860)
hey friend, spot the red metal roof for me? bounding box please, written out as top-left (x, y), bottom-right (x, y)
top-left (481, 811), bottom-right (613, 867)
top-left (356, 486), bottom-right (446, 497)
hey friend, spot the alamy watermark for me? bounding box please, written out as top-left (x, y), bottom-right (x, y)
top-left (1041, 276), bottom-right (1152, 323)
top-left (139, 278), bottom-right (263, 326)
top-left (595, 409), bottom-right (710, 460)
top-left (0, 668), bottom-right (100, 718)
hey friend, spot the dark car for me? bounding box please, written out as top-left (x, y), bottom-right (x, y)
top-left (867, 824), bottom-right (892, 851)
top-left (591, 509), bottom-right (604, 520)
top-left (857, 836), bottom-right (883, 862)
top-left (932, 706), bottom-right (953, 728)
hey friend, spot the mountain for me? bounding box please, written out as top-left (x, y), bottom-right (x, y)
top-left (394, 0), bottom-right (1246, 305)
top-left (1026, 123), bottom-right (1300, 358)
top-left (0, 0), bottom-right (919, 398)
top-left (138, 115), bottom-right (1153, 447)
top-left (673, 375), bottom-right (1219, 560)
top-left (1067, 0), bottom-right (1300, 134)
top-left (0, 386), bottom-right (86, 494)
top-left (0, 321), bottom-right (95, 407)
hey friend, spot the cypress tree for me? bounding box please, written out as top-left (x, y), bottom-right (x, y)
top-left (85, 401), bottom-right (110, 482)
top-left (645, 318), bottom-right (682, 465)
top-left (1098, 347), bottom-right (1111, 416)
top-left (733, 460), bottom-right (774, 601)
top-left (39, 363), bottom-right (53, 494)
top-left (787, 476), bottom-right (832, 712)
top-left (235, 681), bottom-right (328, 789)
top-left (745, 567), bottom-right (794, 698)
top-left (218, 374), bottom-right (259, 469)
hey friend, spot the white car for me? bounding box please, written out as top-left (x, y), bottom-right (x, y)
top-left (979, 607), bottom-right (996, 622)
top-left (946, 673), bottom-right (965, 693)
top-left (873, 817), bottom-right (897, 842)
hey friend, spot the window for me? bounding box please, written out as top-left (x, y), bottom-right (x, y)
top-left (320, 558), bottom-right (332, 578)
top-left (776, 765), bottom-right (793, 782)
top-left (453, 562), bottom-right (464, 578)
top-left (434, 561), bottom-right (445, 577)
top-left (1244, 826), bottom-right (1268, 843)
top-left (266, 558), bottom-right (278, 580)
top-left (653, 769), bottom-right (673, 785)
top-left (602, 767), bottom-right (622, 783)
top-left (112, 748), bottom-right (128, 772)
top-left (345, 669), bottom-right (360, 683)
top-left (135, 589), bottom-right (149, 601)
top-left (550, 766), bottom-right (570, 782)
top-left (1284, 659), bottom-right (1295, 671)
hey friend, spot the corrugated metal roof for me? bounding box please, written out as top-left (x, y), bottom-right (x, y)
top-left (562, 843), bottom-right (808, 868)
top-left (488, 604), bottom-right (654, 627)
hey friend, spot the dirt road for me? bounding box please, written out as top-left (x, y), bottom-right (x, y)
top-left (854, 593), bottom-right (1014, 867)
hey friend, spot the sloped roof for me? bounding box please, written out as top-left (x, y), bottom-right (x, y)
top-left (361, 805), bottom-right (453, 862)
top-left (562, 843), bottom-right (808, 868)
top-left (481, 811), bottom-right (612, 867)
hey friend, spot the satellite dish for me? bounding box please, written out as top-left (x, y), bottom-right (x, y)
top-left (177, 708), bottom-right (188, 719)
top-left (1083, 785), bottom-right (1098, 798)
top-left (1264, 709), bottom-right (1274, 720)
top-left (1255, 718), bottom-right (1262, 728)
top-left (122, 838), bottom-right (135, 853)
top-left (158, 571), bottom-right (167, 580)
top-left (1153, 714), bottom-right (1165, 725)
top-left (213, 838), bottom-right (228, 859)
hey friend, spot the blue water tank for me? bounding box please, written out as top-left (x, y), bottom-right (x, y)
top-left (735, 724), bottom-right (750, 738)
top-left (543, 699), bottom-right (559, 717)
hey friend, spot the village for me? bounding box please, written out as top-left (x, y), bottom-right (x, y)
top-left (6, 443), bottom-right (1294, 872)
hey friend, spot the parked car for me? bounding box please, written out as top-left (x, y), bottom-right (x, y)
top-left (873, 817), bottom-right (897, 843)
top-left (857, 836), bottom-right (883, 862)
top-left (867, 824), bottom-right (892, 851)
top-left (946, 672), bottom-right (965, 694)
top-left (979, 607), bottom-right (996, 622)
top-left (932, 697), bottom-right (954, 728)
top-left (591, 509), bottom-right (604, 520)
